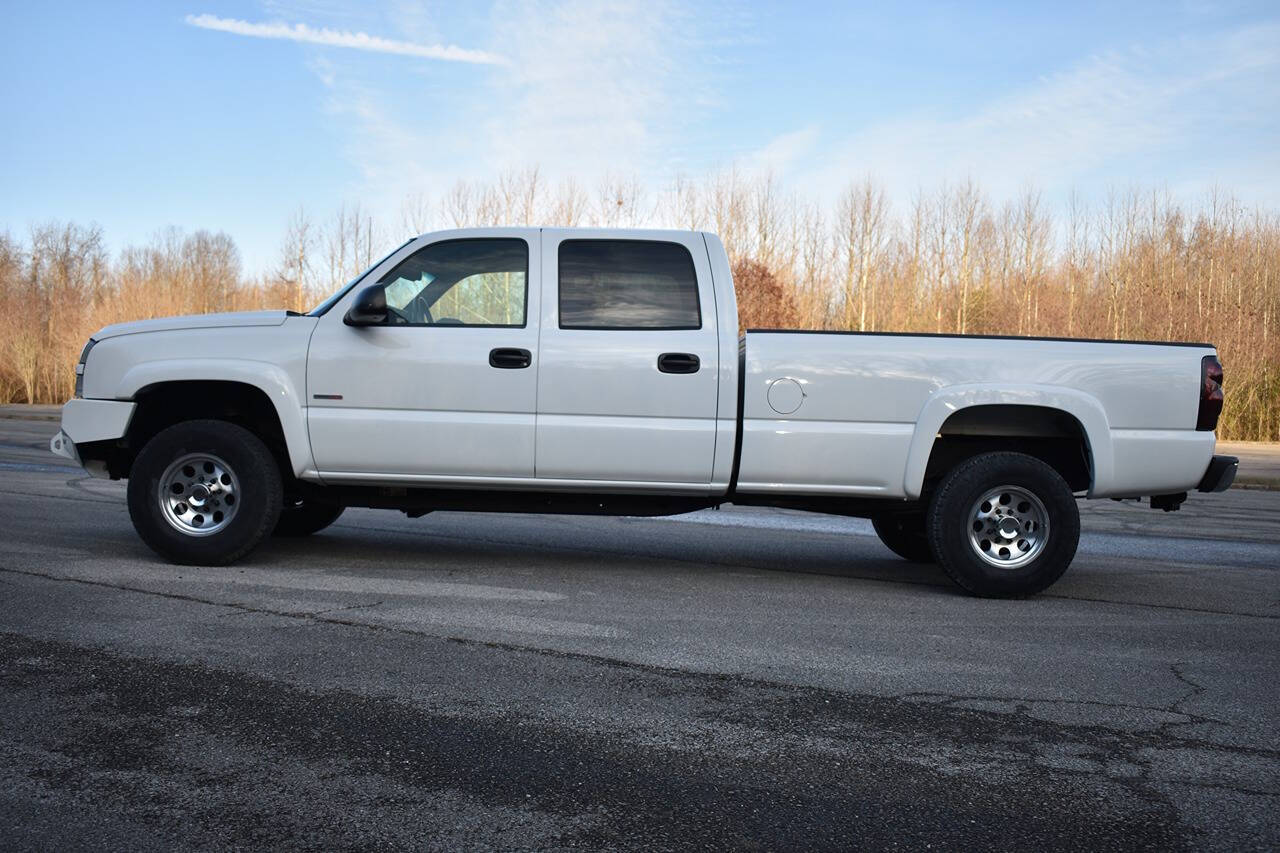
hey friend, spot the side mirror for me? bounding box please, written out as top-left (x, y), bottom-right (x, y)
top-left (344, 284), bottom-right (387, 326)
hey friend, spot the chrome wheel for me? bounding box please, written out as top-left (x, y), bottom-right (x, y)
top-left (158, 452), bottom-right (240, 537)
top-left (967, 485), bottom-right (1049, 569)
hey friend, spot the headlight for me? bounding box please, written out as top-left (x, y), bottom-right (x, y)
top-left (74, 338), bottom-right (97, 398)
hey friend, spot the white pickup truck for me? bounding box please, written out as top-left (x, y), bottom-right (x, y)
top-left (51, 228), bottom-right (1237, 596)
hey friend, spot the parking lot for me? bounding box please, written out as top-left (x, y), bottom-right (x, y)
top-left (1, 411), bottom-right (1277, 849)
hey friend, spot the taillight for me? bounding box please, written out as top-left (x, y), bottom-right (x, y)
top-left (1196, 355), bottom-right (1223, 431)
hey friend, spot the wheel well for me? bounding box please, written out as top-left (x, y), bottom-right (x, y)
top-left (924, 405), bottom-right (1092, 493)
top-left (111, 381), bottom-right (291, 479)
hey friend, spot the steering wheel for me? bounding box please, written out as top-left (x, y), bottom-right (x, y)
top-left (404, 290), bottom-right (434, 325)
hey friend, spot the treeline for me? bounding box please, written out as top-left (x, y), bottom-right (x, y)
top-left (1, 168), bottom-right (1277, 440)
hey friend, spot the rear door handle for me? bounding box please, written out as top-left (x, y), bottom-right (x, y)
top-left (657, 352), bottom-right (700, 374)
top-left (489, 347), bottom-right (532, 369)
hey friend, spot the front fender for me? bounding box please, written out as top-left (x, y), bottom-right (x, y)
top-left (903, 384), bottom-right (1113, 499)
top-left (114, 359), bottom-right (315, 478)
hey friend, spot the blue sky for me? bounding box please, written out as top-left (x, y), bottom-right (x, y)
top-left (2, 1), bottom-right (1277, 274)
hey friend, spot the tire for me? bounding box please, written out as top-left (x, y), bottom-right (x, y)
top-left (127, 419), bottom-right (283, 566)
top-left (927, 451), bottom-right (1080, 598)
top-left (274, 499), bottom-right (345, 537)
top-left (871, 513), bottom-right (935, 563)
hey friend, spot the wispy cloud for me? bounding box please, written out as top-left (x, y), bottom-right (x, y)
top-left (480, 0), bottom-right (715, 176)
top-left (184, 13), bottom-right (506, 65)
top-left (744, 126), bottom-right (821, 177)
top-left (304, 0), bottom-right (720, 209)
top-left (797, 21), bottom-right (1280, 207)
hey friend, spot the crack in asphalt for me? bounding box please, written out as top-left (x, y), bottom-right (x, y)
top-left (1169, 663), bottom-right (1208, 716)
top-left (901, 691), bottom-right (1231, 731)
top-left (308, 599), bottom-right (385, 617)
top-left (1032, 592), bottom-right (1278, 619)
top-left (63, 474), bottom-right (123, 501)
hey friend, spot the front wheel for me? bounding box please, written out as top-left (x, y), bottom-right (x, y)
top-left (927, 451), bottom-right (1080, 597)
top-left (127, 420), bottom-right (283, 565)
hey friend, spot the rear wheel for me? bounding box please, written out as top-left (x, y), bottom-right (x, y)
top-left (274, 499), bottom-right (345, 537)
top-left (871, 513), bottom-right (935, 563)
top-left (927, 451), bottom-right (1079, 597)
top-left (127, 420), bottom-right (282, 565)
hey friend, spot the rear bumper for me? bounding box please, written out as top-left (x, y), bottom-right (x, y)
top-left (1197, 455), bottom-right (1238, 493)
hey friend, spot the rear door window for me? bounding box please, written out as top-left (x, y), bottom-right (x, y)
top-left (558, 240), bottom-right (701, 330)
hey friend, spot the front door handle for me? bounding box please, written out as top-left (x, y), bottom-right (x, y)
top-left (657, 352), bottom-right (700, 374)
top-left (489, 348), bottom-right (532, 369)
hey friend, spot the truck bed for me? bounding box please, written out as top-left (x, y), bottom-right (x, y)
top-left (736, 330), bottom-right (1218, 500)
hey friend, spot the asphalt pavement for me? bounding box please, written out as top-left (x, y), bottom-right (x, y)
top-left (1, 412), bottom-right (1277, 850)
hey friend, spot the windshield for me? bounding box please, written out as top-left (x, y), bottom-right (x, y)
top-left (307, 238), bottom-right (416, 317)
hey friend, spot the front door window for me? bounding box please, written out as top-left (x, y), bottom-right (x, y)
top-left (378, 239), bottom-right (528, 327)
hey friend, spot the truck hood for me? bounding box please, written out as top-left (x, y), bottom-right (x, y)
top-left (92, 310), bottom-right (292, 341)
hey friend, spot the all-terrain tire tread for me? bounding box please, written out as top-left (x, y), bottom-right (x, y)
top-left (127, 419), bottom-right (283, 566)
top-left (927, 451), bottom-right (1080, 598)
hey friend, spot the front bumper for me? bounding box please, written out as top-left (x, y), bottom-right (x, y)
top-left (50, 429), bottom-right (81, 464)
top-left (1197, 455), bottom-right (1238, 493)
top-left (48, 398), bottom-right (137, 478)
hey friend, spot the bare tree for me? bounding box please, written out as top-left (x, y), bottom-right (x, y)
top-left (835, 178), bottom-right (890, 331)
top-left (498, 167), bottom-right (541, 225)
top-left (277, 207), bottom-right (316, 310)
top-left (665, 174), bottom-right (704, 232)
top-left (26, 222), bottom-right (108, 400)
top-left (442, 180), bottom-right (476, 228)
top-left (594, 174), bottom-right (646, 228)
top-left (1013, 186), bottom-right (1049, 334)
top-left (1065, 192), bottom-right (1089, 337)
top-left (751, 172), bottom-right (783, 268)
top-left (400, 191), bottom-right (433, 235)
top-left (183, 230), bottom-right (240, 315)
top-left (707, 168), bottom-right (749, 263)
top-left (324, 204), bottom-right (380, 294)
top-left (795, 203), bottom-right (831, 328)
top-left (548, 178), bottom-right (589, 226)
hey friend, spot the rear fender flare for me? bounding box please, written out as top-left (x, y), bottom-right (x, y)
top-left (903, 384), bottom-right (1113, 499)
